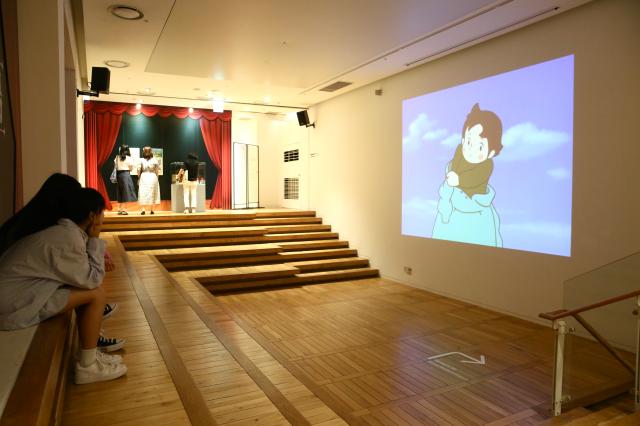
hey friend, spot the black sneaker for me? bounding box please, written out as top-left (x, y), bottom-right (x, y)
top-left (97, 335), bottom-right (126, 352)
top-left (103, 303), bottom-right (119, 320)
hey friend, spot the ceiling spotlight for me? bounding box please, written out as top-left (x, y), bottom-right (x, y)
top-left (135, 102), bottom-right (142, 109)
top-left (104, 59), bottom-right (130, 68)
top-left (188, 107), bottom-right (194, 113)
top-left (109, 5), bottom-right (144, 20)
top-left (263, 96), bottom-right (271, 103)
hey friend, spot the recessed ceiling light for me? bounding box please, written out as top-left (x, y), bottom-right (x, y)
top-left (263, 96), bottom-right (271, 103)
top-left (104, 59), bottom-right (130, 68)
top-left (108, 5), bottom-right (144, 20)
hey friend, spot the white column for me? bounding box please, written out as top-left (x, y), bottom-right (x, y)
top-left (17, 0), bottom-right (66, 201)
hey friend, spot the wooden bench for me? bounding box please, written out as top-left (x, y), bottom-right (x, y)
top-left (0, 311), bottom-right (74, 426)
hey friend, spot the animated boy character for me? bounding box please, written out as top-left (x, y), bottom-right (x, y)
top-left (446, 103), bottom-right (503, 197)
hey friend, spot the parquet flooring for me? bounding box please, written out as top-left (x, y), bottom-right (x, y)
top-left (60, 211), bottom-right (635, 425)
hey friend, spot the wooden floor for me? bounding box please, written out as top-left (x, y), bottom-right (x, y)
top-left (61, 211), bottom-right (635, 425)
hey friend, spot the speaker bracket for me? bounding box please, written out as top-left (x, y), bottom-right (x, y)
top-left (76, 89), bottom-right (100, 98)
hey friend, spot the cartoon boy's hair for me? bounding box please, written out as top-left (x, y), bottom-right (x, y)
top-left (462, 103), bottom-right (503, 156)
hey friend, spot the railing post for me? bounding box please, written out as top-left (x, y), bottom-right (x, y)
top-left (635, 296), bottom-right (640, 411)
top-left (552, 320), bottom-right (568, 416)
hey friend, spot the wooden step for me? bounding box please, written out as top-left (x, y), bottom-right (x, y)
top-left (264, 224), bottom-right (330, 234)
top-left (204, 267), bottom-right (379, 293)
top-left (157, 244), bottom-right (358, 271)
top-left (254, 210), bottom-right (316, 218)
top-left (103, 212), bottom-right (255, 224)
top-left (563, 407), bottom-right (626, 425)
top-left (122, 232), bottom-right (340, 251)
top-left (121, 235), bottom-right (270, 250)
top-left (162, 254), bottom-right (284, 271)
top-left (151, 244), bottom-right (282, 261)
top-left (295, 267), bottom-right (379, 283)
top-left (278, 248), bottom-right (357, 261)
top-left (276, 240), bottom-right (349, 251)
top-left (103, 217), bottom-right (322, 232)
top-left (116, 224), bottom-right (328, 243)
top-left (188, 264), bottom-right (299, 284)
top-left (540, 408), bottom-right (592, 425)
top-left (287, 257), bottom-right (370, 272)
top-left (1, 312), bottom-right (74, 426)
top-left (264, 232), bottom-right (339, 243)
top-left (117, 227), bottom-right (266, 242)
top-left (603, 411), bottom-right (640, 425)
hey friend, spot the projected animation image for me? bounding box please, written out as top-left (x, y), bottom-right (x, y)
top-left (402, 55), bottom-right (573, 256)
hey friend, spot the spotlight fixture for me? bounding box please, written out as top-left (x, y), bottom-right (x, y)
top-left (104, 59), bottom-right (130, 68)
top-left (135, 102), bottom-right (142, 110)
top-left (188, 107), bottom-right (194, 113)
top-left (109, 4), bottom-right (144, 20)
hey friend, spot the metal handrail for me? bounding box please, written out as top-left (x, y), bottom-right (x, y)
top-left (540, 289), bottom-right (640, 321)
top-left (540, 289), bottom-right (640, 416)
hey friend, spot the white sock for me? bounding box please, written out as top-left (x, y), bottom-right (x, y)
top-left (80, 348), bottom-right (97, 367)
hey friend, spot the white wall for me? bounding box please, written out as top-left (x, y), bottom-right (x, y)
top-left (306, 0), bottom-right (640, 322)
top-left (234, 114), bottom-right (309, 209)
top-left (17, 0), bottom-right (66, 201)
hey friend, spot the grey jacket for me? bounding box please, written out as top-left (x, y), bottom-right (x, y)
top-left (0, 218), bottom-right (106, 330)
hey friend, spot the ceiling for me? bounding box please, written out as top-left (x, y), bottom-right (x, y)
top-left (78, 0), bottom-right (591, 113)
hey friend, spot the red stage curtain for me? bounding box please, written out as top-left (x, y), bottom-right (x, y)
top-left (84, 110), bottom-right (122, 210)
top-left (83, 101), bottom-right (232, 209)
top-left (199, 118), bottom-right (232, 209)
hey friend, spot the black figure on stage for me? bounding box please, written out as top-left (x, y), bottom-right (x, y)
top-left (178, 153), bottom-right (199, 213)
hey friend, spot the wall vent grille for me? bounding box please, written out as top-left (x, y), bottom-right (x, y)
top-left (284, 178), bottom-right (299, 200)
top-left (284, 149), bottom-right (299, 162)
top-left (319, 81), bottom-right (352, 92)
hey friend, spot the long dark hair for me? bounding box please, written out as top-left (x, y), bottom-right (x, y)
top-left (0, 173), bottom-right (81, 256)
top-left (65, 188), bottom-right (106, 224)
top-left (119, 145), bottom-right (130, 161)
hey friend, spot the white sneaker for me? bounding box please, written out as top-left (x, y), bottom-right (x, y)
top-left (75, 350), bottom-right (123, 364)
top-left (75, 358), bottom-right (127, 384)
top-left (97, 351), bottom-right (123, 365)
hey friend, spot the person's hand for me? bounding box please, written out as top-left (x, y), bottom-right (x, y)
top-left (446, 171), bottom-right (459, 187)
top-left (104, 254), bottom-right (115, 272)
top-left (87, 214), bottom-right (103, 238)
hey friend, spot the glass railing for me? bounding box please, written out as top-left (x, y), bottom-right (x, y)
top-left (541, 250), bottom-right (640, 416)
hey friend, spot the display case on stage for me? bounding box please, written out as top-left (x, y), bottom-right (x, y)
top-left (170, 161), bottom-right (207, 212)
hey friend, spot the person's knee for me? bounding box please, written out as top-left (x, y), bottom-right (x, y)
top-left (91, 285), bottom-right (106, 304)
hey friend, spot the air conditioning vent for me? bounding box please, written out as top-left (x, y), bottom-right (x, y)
top-left (319, 81), bottom-right (352, 92)
top-left (284, 149), bottom-right (299, 162)
top-left (284, 178), bottom-right (299, 200)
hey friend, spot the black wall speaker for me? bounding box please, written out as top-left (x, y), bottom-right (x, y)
top-left (297, 110), bottom-right (310, 127)
top-left (91, 67), bottom-right (111, 94)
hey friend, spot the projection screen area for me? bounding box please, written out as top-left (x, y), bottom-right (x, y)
top-left (402, 55), bottom-right (574, 257)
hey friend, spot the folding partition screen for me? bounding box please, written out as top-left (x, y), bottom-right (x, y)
top-left (232, 142), bottom-right (259, 209)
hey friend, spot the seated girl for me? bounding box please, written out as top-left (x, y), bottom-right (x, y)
top-left (0, 187), bottom-right (127, 384)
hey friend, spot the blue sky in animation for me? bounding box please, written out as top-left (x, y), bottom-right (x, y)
top-left (402, 55), bottom-right (574, 256)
